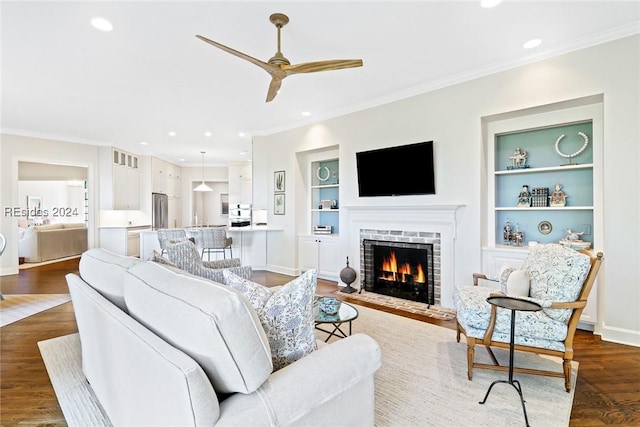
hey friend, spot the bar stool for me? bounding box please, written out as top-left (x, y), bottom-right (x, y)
top-left (196, 228), bottom-right (233, 261)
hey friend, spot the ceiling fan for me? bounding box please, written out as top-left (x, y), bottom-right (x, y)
top-left (196, 13), bottom-right (363, 102)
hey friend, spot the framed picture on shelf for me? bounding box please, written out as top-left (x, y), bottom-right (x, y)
top-left (274, 193), bottom-right (285, 215)
top-left (274, 170), bottom-right (285, 193)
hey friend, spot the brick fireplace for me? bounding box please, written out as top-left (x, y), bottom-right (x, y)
top-left (344, 205), bottom-right (462, 308)
top-left (361, 232), bottom-right (439, 305)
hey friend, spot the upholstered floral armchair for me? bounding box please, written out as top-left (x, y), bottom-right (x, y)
top-left (157, 238), bottom-right (252, 284)
top-left (453, 243), bottom-right (603, 392)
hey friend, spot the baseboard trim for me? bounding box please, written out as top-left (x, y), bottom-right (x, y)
top-left (265, 264), bottom-right (298, 276)
top-left (601, 324), bottom-right (640, 347)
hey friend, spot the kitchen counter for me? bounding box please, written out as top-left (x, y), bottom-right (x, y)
top-left (140, 226), bottom-right (282, 267)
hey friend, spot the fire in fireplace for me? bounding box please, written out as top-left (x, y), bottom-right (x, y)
top-left (363, 239), bottom-right (434, 305)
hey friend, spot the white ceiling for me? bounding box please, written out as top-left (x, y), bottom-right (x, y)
top-left (2, 1), bottom-right (639, 166)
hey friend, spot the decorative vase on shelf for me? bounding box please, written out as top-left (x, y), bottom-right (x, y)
top-left (339, 256), bottom-right (357, 294)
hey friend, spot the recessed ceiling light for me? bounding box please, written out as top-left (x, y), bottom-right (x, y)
top-left (523, 39), bottom-right (542, 49)
top-left (179, 158), bottom-right (186, 162)
top-left (91, 17), bottom-right (113, 32)
top-left (204, 132), bottom-right (212, 137)
top-left (140, 141), bottom-right (148, 145)
top-left (301, 111), bottom-right (311, 117)
top-left (480, 0), bottom-right (503, 8)
top-left (168, 131), bottom-right (176, 136)
top-left (240, 151), bottom-right (248, 155)
top-left (238, 132), bottom-right (246, 137)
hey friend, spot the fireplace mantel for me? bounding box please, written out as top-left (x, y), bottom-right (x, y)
top-left (344, 204), bottom-right (465, 308)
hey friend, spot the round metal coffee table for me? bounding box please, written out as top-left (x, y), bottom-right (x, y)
top-left (314, 299), bottom-right (359, 342)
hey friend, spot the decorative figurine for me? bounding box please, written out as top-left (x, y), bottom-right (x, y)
top-left (503, 219), bottom-right (513, 244)
top-left (503, 219), bottom-right (524, 246)
top-left (508, 147), bottom-right (529, 170)
top-left (339, 256), bottom-right (358, 294)
top-left (517, 185), bottom-right (532, 207)
top-left (554, 132), bottom-right (589, 165)
top-left (560, 228), bottom-right (591, 250)
top-left (513, 223), bottom-right (524, 246)
top-left (550, 183), bottom-right (567, 207)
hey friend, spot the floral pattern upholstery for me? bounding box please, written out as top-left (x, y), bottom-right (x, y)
top-left (163, 238), bottom-right (251, 283)
top-left (223, 269), bottom-right (318, 371)
top-left (453, 244), bottom-right (592, 352)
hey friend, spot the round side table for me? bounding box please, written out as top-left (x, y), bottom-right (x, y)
top-left (479, 295), bottom-right (542, 427)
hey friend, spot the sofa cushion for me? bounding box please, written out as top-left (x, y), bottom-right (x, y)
top-left (34, 223), bottom-right (63, 231)
top-left (79, 248), bottom-right (142, 312)
top-left (522, 244), bottom-right (591, 321)
top-left (124, 262), bottom-right (273, 395)
top-left (223, 269), bottom-right (318, 371)
top-left (62, 222), bottom-right (86, 229)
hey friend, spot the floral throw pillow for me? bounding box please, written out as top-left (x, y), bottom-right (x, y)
top-left (223, 269), bottom-right (318, 370)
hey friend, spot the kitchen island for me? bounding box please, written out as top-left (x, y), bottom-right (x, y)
top-left (139, 226), bottom-right (281, 269)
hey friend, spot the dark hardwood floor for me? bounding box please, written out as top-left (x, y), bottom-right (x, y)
top-left (2, 259), bottom-right (639, 426)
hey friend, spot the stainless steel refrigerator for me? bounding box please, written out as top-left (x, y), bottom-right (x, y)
top-left (152, 193), bottom-right (168, 230)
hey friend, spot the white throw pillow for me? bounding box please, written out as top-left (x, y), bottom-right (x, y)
top-left (223, 269), bottom-right (318, 370)
top-left (499, 265), bottom-right (530, 297)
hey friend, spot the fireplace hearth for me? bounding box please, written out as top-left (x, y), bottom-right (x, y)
top-left (363, 239), bottom-right (435, 306)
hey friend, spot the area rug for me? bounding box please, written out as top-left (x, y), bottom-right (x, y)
top-left (38, 306), bottom-right (576, 427)
top-left (1, 294), bottom-right (71, 327)
top-left (344, 290), bottom-right (457, 320)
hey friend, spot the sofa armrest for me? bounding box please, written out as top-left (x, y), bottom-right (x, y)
top-left (217, 334), bottom-right (381, 427)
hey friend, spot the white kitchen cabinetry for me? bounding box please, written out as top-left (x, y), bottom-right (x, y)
top-left (113, 165), bottom-right (140, 210)
top-left (228, 162), bottom-right (252, 206)
top-left (298, 235), bottom-right (339, 281)
top-left (100, 226), bottom-right (150, 257)
top-left (152, 157), bottom-right (182, 197)
top-left (167, 197), bottom-right (182, 229)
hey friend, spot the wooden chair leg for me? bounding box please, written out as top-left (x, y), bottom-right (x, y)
top-left (485, 346), bottom-right (499, 366)
top-left (563, 359), bottom-right (572, 392)
top-left (466, 343), bottom-right (475, 380)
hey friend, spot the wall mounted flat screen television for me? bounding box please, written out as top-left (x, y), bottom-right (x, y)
top-left (356, 141), bottom-right (435, 197)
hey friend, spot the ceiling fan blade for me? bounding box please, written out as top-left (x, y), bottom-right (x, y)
top-left (283, 59), bottom-right (363, 75)
top-left (196, 35), bottom-right (278, 75)
top-left (265, 77), bottom-right (282, 103)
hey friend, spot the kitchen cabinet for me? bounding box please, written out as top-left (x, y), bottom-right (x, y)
top-left (152, 157), bottom-right (182, 197)
top-left (113, 165), bottom-right (140, 210)
top-left (100, 225), bottom-right (150, 257)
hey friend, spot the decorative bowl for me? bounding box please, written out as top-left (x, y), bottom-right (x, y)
top-left (318, 296), bottom-right (341, 315)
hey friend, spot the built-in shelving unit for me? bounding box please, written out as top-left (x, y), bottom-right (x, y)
top-left (310, 158), bottom-right (339, 235)
top-left (482, 100), bottom-right (603, 328)
top-left (488, 113), bottom-right (598, 247)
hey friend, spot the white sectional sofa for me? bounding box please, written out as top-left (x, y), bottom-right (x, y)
top-left (66, 249), bottom-right (381, 426)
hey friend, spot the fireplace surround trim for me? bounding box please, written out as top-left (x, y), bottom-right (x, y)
top-left (344, 204), bottom-right (464, 309)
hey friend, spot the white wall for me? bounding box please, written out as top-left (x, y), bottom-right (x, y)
top-left (18, 180), bottom-right (86, 224)
top-left (253, 35), bottom-right (640, 346)
top-left (0, 134), bottom-right (101, 275)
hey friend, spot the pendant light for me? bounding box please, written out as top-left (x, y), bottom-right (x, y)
top-left (194, 151), bottom-right (213, 192)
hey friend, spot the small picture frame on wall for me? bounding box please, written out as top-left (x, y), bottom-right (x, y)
top-left (274, 193), bottom-right (285, 215)
top-left (274, 170), bottom-right (285, 193)
top-left (27, 196), bottom-right (42, 211)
